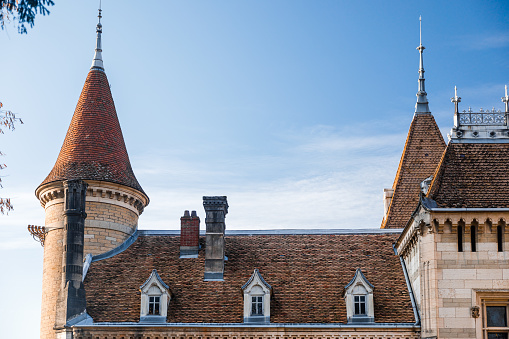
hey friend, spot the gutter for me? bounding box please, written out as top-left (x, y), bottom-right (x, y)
top-left (428, 208), bottom-right (509, 212)
top-left (73, 322), bottom-right (420, 329)
top-left (394, 244), bottom-right (420, 326)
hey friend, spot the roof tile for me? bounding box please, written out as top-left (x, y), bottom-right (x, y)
top-left (84, 233), bottom-right (415, 324)
top-left (39, 70), bottom-right (145, 194)
top-left (382, 114), bottom-right (445, 228)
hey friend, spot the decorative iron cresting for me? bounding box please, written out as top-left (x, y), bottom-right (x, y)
top-left (28, 225), bottom-right (46, 246)
top-left (458, 107), bottom-right (505, 126)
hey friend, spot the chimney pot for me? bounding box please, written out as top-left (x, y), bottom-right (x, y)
top-left (191, 210), bottom-right (197, 217)
top-left (184, 210), bottom-right (190, 217)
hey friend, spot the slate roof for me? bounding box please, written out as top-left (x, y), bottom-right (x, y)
top-left (39, 70), bottom-right (145, 194)
top-left (84, 232), bottom-right (415, 324)
top-left (382, 114), bottom-right (445, 229)
top-left (428, 143), bottom-right (509, 208)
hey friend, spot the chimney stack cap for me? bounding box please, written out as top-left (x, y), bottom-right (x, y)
top-left (203, 196), bottom-right (229, 214)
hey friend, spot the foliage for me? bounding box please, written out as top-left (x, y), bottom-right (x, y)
top-left (0, 101), bottom-right (23, 214)
top-left (0, 0), bottom-right (54, 34)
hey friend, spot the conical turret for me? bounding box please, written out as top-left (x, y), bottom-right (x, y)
top-left (37, 12), bottom-right (148, 338)
top-left (381, 17), bottom-right (445, 229)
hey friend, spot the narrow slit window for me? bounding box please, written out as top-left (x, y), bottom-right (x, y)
top-left (471, 226), bottom-right (477, 252)
top-left (498, 226), bottom-right (504, 252)
top-left (458, 225), bottom-right (463, 252)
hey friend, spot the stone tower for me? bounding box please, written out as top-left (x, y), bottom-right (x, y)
top-left (36, 10), bottom-right (149, 339)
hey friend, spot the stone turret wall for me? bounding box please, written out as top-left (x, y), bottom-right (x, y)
top-left (40, 229), bottom-right (64, 339)
top-left (38, 180), bottom-right (148, 339)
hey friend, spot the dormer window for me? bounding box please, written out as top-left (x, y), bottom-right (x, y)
top-left (343, 268), bottom-right (375, 323)
top-left (242, 269), bottom-right (272, 323)
top-left (354, 295), bottom-right (366, 315)
top-left (148, 296), bottom-right (160, 315)
top-left (139, 269), bottom-right (170, 323)
top-left (251, 295), bottom-right (263, 315)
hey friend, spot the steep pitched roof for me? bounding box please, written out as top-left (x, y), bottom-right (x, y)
top-left (38, 70), bottom-right (145, 194)
top-left (84, 232), bottom-right (415, 324)
top-left (428, 143), bottom-right (509, 208)
top-left (381, 114), bottom-right (445, 229)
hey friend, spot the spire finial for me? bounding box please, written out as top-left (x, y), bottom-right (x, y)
top-left (91, 4), bottom-right (104, 71)
top-left (415, 16), bottom-right (430, 114)
top-left (419, 15), bottom-right (422, 46)
top-left (503, 85), bottom-right (509, 113)
top-left (451, 86), bottom-right (461, 114)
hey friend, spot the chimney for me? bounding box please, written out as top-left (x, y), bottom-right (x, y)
top-left (383, 188), bottom-right (394, 218)
top-left (55, 179), bottom-right (88, 328)
top-left (180, 210), bottom-right (200, 258)
top-left (203, 196), bottom-right (228, 281)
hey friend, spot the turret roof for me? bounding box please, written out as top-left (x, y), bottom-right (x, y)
top-left (38, 12), bottom-right (145, 195)
top-left (38, 70), bottom-right (145, 194)
top-left (381, 114), bottom-right (445, 228)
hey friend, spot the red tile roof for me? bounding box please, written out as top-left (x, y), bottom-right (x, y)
top-left (84, 232), bottom-right (415, 324)
top-left (382, 114), bottom-right (445, 229)
top-left (39, 70), bottom-right (145, 194)
top-left (428, 143), bottom-right (509, 208)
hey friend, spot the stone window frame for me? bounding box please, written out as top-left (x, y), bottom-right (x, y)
top-left (343, 268), bottom-right (375, 323)
top-left (139, 269), bottom-right (170, 323)
top-left (241, 269), bottom-right (272, 323)
top-left (476, 291), bottom-right (509, 339)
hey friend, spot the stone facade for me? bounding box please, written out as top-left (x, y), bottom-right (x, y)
top-left (397, 210), bottom-right (509, 338)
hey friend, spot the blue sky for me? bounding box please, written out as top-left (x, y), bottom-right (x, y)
top-left (1, 1), bottom-right (508, 337)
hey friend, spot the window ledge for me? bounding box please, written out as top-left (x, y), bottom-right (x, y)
top-left (349, 316), bottom-right (374, 324)
top-left (244, 316), bottom-right (270, 323)
top-left (140, 315), bottom-right (166, 323)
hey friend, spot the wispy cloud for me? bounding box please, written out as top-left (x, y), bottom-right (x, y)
top-left (459, 32), bottom-right (509, 51)
top-left (137, 124), bottom-right (404, 230)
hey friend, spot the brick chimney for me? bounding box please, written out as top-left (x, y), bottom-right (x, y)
top-left (203, 196), bottom-right (228, 281)
top-left (180, 210), bottom-right (200, 258)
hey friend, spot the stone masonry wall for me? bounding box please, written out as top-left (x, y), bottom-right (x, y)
top-left (41, 199), bottom-right (139, 339)
top-left (40, 228), bottom-right (64, 339)
top-left (419, 217), bottom-right (509, 339)
top-left (84, 201), bottom-right (137, 255)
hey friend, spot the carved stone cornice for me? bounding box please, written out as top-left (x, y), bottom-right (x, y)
top-left (36, 180), bottom-right (149, 215)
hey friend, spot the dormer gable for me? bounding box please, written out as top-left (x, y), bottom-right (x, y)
top-left (343, 268), bottom-right (375, 323)
top-left (139, 269), bottom-right (170, 323)
top-left (241, 269), bottom-right (272, 323)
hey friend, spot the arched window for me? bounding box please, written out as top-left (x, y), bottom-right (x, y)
top-left (498, 225), bottom-right (504, 252)
top-left (458, 225), bottom-right (464, 252)
top-left (471, 225), bottom-right (477, 252)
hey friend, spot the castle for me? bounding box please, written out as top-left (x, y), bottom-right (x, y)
top-left (31, 10), bottom-right (509, 339)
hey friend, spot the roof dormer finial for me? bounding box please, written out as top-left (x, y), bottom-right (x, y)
top-left (451, 86), bottom-right (461, 114)
top-left (415, 16), bottom-right (430, 114)
top-left (91, 4), bottom-right (104, 71)
top-left (503, 85), bottom-right (509, 113)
